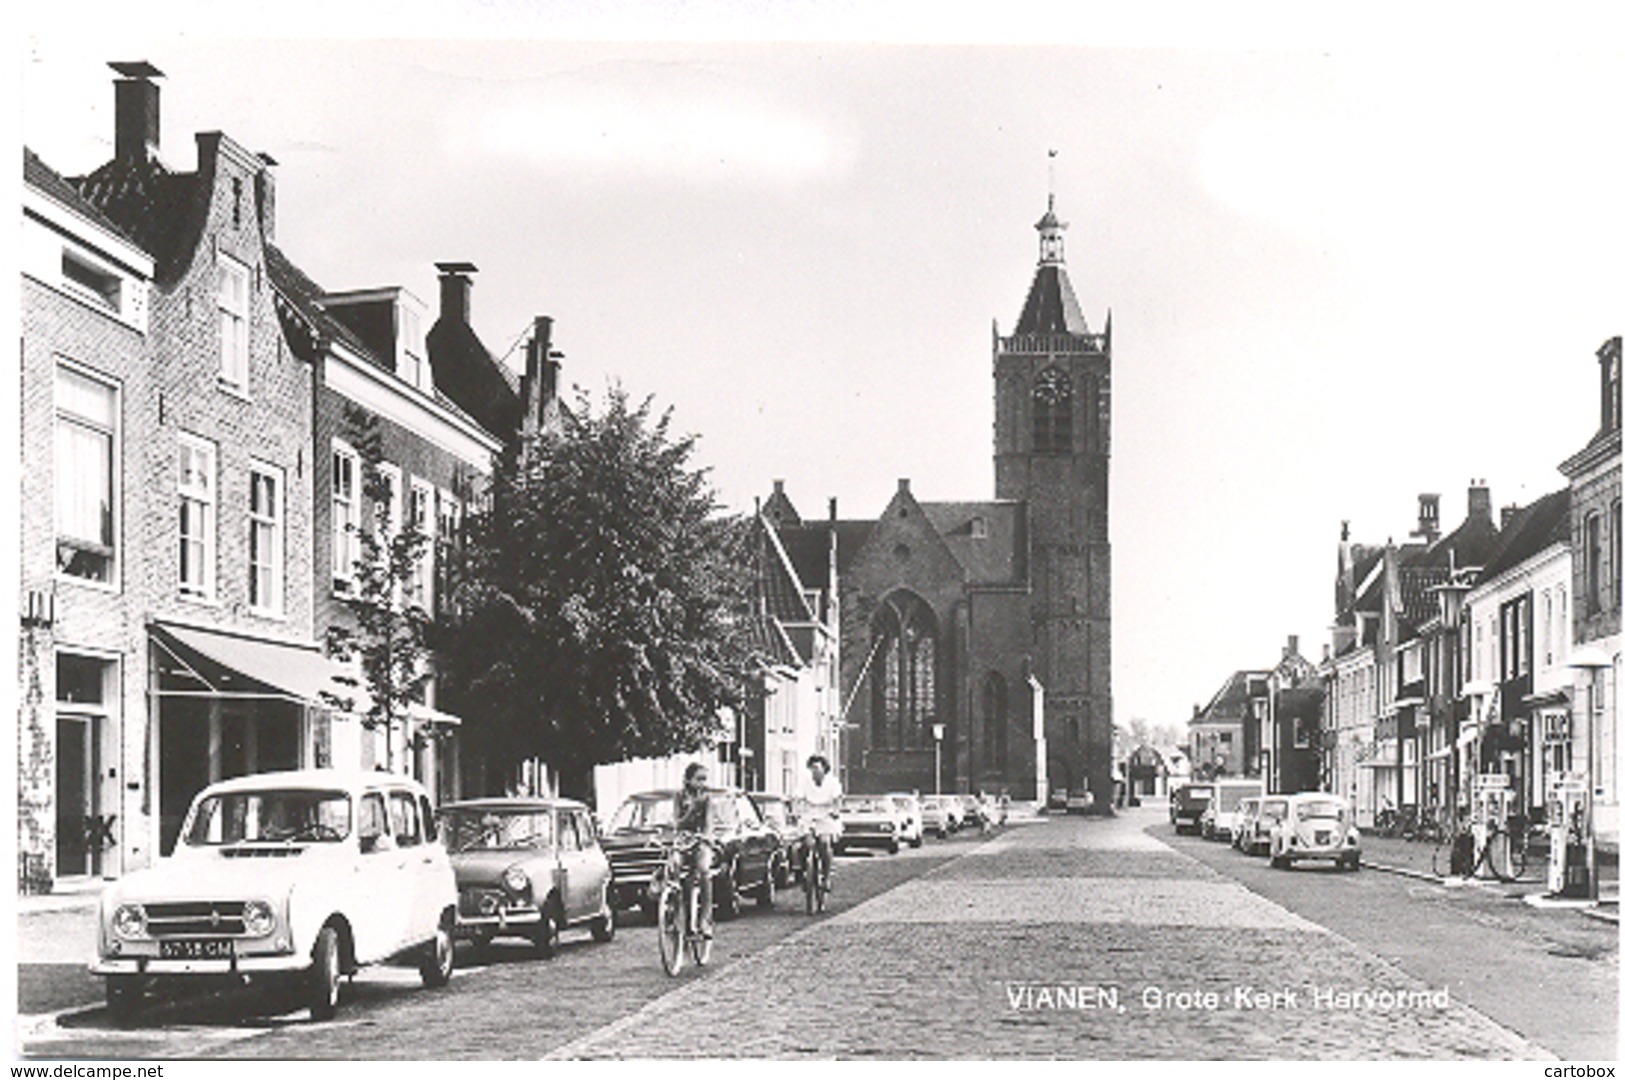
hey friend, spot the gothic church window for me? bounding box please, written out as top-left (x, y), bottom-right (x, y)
top-left (982, 672), bottom-right (1008, 773)
top-left (872, 592), bottom-right (938, 751)
top-left (1033, 367), bottom-right (1072, 453)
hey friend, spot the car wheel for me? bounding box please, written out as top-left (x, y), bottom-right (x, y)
top-left (639, 899), bottom-right (659, 926)
top-left (532, 902), bottom-right (560, 958)
top-left (308, 925), bottom-right (342, 1021)
top-left (418, 913), bottom-right (454, 988)
top-left (590, 899), bottom-right (616, 943)
top-left (911, 835), bottom-right (923, 849)
top-left (773, 853), bottom-right (791, 890)
top-left (105, 975), bottom-right (142, 1023)
top-left (1270, 853), bottom-right (1290, 870)
top-left (888, 840), bottom-right (900, 855)
top-left (1346, 854), bottom-right (1361, 872)
top-left (717, 865), bottom-right (742, 920)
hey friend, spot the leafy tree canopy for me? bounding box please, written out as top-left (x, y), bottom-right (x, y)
top-left (436, 385), bottom-right (753, 794)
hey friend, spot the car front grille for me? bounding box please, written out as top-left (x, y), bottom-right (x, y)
top-left (459, 887), bottom-right (524, 917)
top-left (606, 847), bottom-right (665, 883)
top-left (143, 901), bottom-right (248, 937)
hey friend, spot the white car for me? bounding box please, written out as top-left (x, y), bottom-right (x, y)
top-left (92, 769), bottom-right (458, 1021)
top-left (886, 793), bottom-right (925, 848)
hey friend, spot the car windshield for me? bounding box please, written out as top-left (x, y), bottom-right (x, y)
top-left (757, 801), bottom-right (787, 827)
top-left (441, 808), bottom-right (553, 852)
top-left (185, 789), bottom-right (351, 845)
top-left (1261, 802), bottom-right (1288, 821)
top-left (842, 796), bottom-right (891, 812)
top-left (610, 796), bottom-right (675, 831)
top-left (1218, 787), bottom-right (1257, 811)
top-left (1184, 787), bottom-right (1213, 800)
top-left (1296, 800), bottom-right (1345, 822)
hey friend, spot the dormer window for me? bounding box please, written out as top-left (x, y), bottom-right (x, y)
top-left (61, 248), bottom-right (121, 313)
top-left (398, 300), bottom-right (429, 392)
top-left (970, 515), bottom-right (988, 539)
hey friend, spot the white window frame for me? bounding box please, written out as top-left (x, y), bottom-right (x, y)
top-left (248, 460), bottom-right (285, 617)
top-left (331, 440), bottom-right (361, 595)
top-left (407, 477), bottom-right (436, 613)
top-left (218, 253), bottom-right (250, 392)
top-left (398, 302), bottom-right (429, 392)
top-left (177, 432), bottom-right (217, 601)
top-left (376, 463), bottom-right (403, 540)
top-left (53, 359), bottom-right (121, 591)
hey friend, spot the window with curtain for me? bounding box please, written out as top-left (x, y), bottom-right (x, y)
top-left (871, 592), bottom-right (938, 750)
top-left (178, 434), bottom-right (216, 599)
top-left (218, 254), bottom-right (250, 391)
top-left (54, 364), bottom-right (118, 584)
top-left (332, 442), bottom-right (360, 593)
top-left (248, 463), bottom-right (283, 614)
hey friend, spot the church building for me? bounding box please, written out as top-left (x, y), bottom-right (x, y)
top-left (766, 189), bottom-right (1113, 805)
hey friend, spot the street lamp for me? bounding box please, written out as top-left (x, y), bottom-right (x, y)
top-left (1568, 645), bottom-right (1616, 904)
top-left (932, 723), bottom-right (946, 796)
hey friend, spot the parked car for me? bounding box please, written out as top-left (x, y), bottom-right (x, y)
top-left (1201, 779), bottom-right (1265, 840)
top-left (91, 770), bottom-right (457, 1022)
top-left (956, 794), bottom-right (983, 828)
top-left (1240, 795), bottom-right (1290, 856)
top-left (887, 793), bottom-right (925, 848)
top-left (836, 794), bottom-right (904, 854)
top-left (1065, 790), bottom-right (1094, 814)
top-left (1230, 798), bottom-right (1261, 850)
top-left (1170, 783), bottom-right (1215, 834)
top-left (747, 792), bottom-right (802, 886)
top-left (920, 794), bottom-right (962, 836)
top-left (1048, 787), bottom-right (1069, 812)
top-left (438, 798), bottom-right (615, 957)
top-left (1269, 793), bottom-right (1361, 871)
top-left (600, 787), bottom-right (782, 922)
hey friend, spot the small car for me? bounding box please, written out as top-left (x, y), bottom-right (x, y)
top-left (887, 793), bottom-right (926, 848)
top-left (438, 798), bottom-right (615, 956)
top-left (1230, 798), bottom-right (1261, 850)
top-left (1049, 787), bottom-right (1069, 812)
top-left (835, 794), bottom-right (904, 854)
top-left (91, 769), bottom-right (457, 1022)
top-left (1065, 790), bottom-right (1094, 814)
top-left (1241, 796), bottom-right (1290, 856)
top-left (600, 787), bottom-right (781, 922)
top-left (1270, 793), bottom-right (1361, 871)
top-left (956, 794), bottom-right (983, 828)
top-left (747, 792), bottom-right (801, 886)
top-left (1170, 784), bottom-right (1214, 834)
top-left (919, 794), bottom-right (962, 836)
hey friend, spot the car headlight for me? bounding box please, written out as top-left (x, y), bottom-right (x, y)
top-left (503, 866), bottom-right (530, 895)
top-left (112, 903), bottom-right (147, 940)
top-left (242, 900), bottom-right (275, 937)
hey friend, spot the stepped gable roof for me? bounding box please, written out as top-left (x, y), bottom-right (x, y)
top-left (920, 500), bottom-right (1027, 586)
top-left (1479, 488), bottom-right (1571, 581)
top-left (73, 149), bottom-right (205, 286)
top-left (1014, 263), bottom-right (1090, 335)
top-left (24, 149), bottom-right (142, 248)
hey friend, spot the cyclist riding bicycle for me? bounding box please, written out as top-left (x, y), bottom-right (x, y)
top-left (673, 762), bottom-right (715, 939)
top-left (794, 754), bottom-right (842, 889)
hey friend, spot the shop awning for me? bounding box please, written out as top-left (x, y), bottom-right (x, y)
top-left (408, 703), bottom-right (463, 728)
top-left (151, 622), bottom-right (360, 708)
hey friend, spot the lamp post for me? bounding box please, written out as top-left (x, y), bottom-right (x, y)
top-left (932, 723), bottom-right (945, 796)
top-left (1569, 646), bottom-right (1615, 904)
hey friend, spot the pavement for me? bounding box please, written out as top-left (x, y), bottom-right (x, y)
top-left (15, 804), bottom-right (1616, 1060)
top-left (1356, 833), bottom-right (1620, 923)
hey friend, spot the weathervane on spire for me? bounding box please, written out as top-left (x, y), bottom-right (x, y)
top-left (1036, 149), bottom-right (1066, 265)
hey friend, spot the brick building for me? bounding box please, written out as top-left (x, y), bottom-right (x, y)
top-left (767, 189), bottom-right (1114, 804)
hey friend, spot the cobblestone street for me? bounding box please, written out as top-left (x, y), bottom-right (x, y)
top-left (18, 805), bottom-right (1617, 1059)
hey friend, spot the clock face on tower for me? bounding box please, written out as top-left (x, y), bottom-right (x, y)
top-left (1034, 367), bottom-right (1071, 404)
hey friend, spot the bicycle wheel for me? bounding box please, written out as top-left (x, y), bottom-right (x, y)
top-left (1431, 835), bottom-right (1455, 877)
top-left (803, 843), bottom-right (819, 914)
top-left (1499, 837), bottom-right (1528, 881)
top-left (691, 919), bottom-right (713, 967)
top-left (657, 882), bottom-right (685, 976)
top-left (814, 852), bottom-right (828, 913)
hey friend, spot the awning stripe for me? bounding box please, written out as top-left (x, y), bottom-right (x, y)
top-left (151, 622), bottom-right (356, 708)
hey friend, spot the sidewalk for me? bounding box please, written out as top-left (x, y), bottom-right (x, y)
top-left (1359, 833), bottom-right (1619, 923)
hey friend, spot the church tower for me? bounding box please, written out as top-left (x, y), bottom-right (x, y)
top-left (993, 179), bottom-right (1113, 810)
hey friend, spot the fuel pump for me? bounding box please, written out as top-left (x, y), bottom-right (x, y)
top-left (1547, 774), bottom-right (1590, 897)
top-left (1471, 774), bottom-right (1511, 879)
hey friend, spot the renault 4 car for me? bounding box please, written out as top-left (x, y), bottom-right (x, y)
top-left (91, 770), bottom-right (456, 1022)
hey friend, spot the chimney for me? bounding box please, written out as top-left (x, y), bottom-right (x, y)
top-left (520, 316), bottom-right (558, 439)
top-left (897, 478), bottom-right (911, 494)
top-left (1411, 493), bottom-right (1440, 543)
top-left (1321, 643), bottom-right (1331, 663)
top-left (829, 496), bottom-right (838, 522)
top-left (254, 152), bottom-right (277, 241)
top-left (1285, 634), bottom-right (1300, 659)
top-left (774, 480), bottom-right (786, 497)
top-left (110, 61), bottom-right (163, 163)
top-left (435, 262), bottom-right (477, 326)
top-left (1500, 504), bottom-right (1520, 530)
top-left (1467, 481), bottom-right (1492, 521)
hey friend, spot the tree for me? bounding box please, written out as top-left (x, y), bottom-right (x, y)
top-left (321, 406), bottom-right (434, 773)
top-left (436, 385), bottom-right (753, 797)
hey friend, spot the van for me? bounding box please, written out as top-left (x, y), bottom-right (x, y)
top-left (1200, 779), bottom-right (1265, 840)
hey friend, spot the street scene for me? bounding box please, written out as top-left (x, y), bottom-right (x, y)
top-left (16, 801), bottom-right (1617, 1059)
top-left (13, 21), bottom-right (1622, 1066)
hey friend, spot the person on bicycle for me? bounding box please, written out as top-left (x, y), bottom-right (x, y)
top-left (795, 754), bottom-right (842, 889)
top-left (673, 762), bottom-right (715, 938)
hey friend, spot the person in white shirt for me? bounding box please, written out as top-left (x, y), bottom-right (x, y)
top-left (795, 755), bottom-right (843, 890)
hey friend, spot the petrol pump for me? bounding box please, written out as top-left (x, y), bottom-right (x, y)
top-left (1471, 773), bottom-right (1512, 879)
top-left (1547, 774), bottom-right (1591, 897)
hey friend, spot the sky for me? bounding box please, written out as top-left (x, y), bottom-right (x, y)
top-left (16, 5), bottom-right (1625, 735)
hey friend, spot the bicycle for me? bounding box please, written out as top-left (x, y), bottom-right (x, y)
top-left (656, 833), bottom-right (715, 975)
top-left (1429, 818), bottom-right (1531, 882)
top-left (801, 829), bottom-right (832, 914)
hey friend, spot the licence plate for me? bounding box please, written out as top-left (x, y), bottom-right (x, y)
top-left (159, 939), bottom-right (233, 960)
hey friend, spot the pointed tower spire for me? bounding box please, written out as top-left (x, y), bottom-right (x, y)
top-left (1036, 149), bottom-right (1067, 266)
top-left (1015, 152), bottom-right (1089, 334)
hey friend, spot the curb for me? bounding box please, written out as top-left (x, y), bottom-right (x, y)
top-left (1364, 860), bottom-right (1620, 925)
